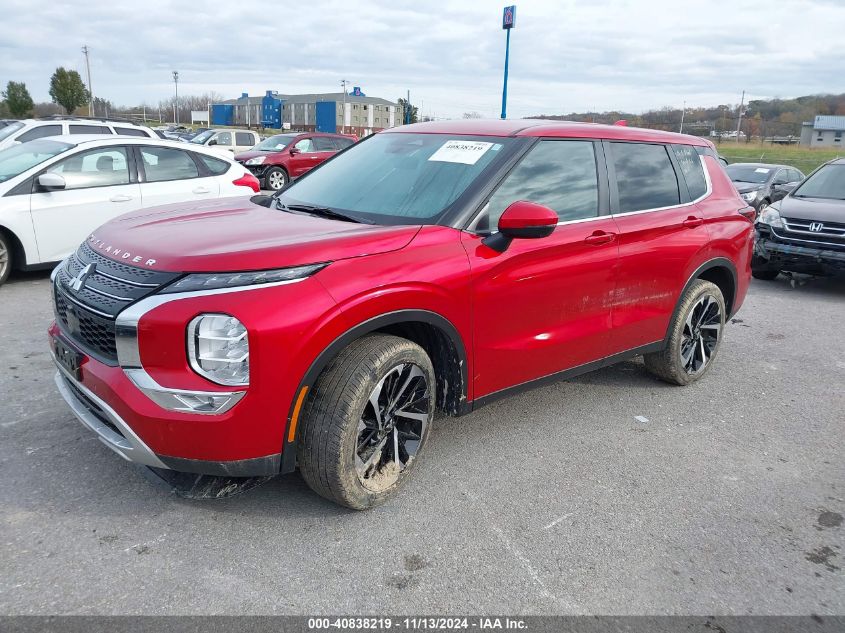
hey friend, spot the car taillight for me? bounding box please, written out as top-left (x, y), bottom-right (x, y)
top-left (232, 172), bottom-right (260, 193)
top-left (738, 206), bottom-right (756, 222)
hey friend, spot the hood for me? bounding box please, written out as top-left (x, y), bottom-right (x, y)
top-left (87, 197), bottom-right (422, 272)
top-left (733, 182), bottom-right (763, 194)
top-left (233, 150), bottom-right (284, 162)
top-left (773, 195), bottom-right (845, 223)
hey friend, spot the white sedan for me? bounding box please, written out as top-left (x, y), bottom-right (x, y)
top-left (0, 135), bottom-right (261, 285)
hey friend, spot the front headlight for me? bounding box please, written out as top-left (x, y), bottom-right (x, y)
top-left (757, 207), bottom-right (784, 228)
top-left (741, 190), bottom-right (759, 203)
top-left (245, 156), bottom-right (266, 165)
top-left (161, 263), bottom-right (328, 294)
top-left (188, 314), bottom-right (249, 386)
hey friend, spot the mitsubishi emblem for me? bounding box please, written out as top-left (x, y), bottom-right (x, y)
top-left (69, 263), bottom-right (95, 293)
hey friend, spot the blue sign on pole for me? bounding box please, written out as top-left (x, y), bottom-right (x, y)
top-left (502, 5), bottom-right (516, 29)
top-left (501, 5), bottom-right (516, 118)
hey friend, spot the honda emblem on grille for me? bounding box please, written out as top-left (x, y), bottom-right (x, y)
top-left (809, 222), bottom-right (824, 232)
top-left (69, 263), bottom-right (95, 293)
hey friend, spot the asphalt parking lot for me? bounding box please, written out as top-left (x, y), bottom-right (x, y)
top-left (0, 270), bottom-right (843, 615)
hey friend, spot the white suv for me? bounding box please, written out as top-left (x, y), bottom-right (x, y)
top-left (0, 135), bottom-right (261, 285)
top-left (0, 117), bottom-right (157, 151)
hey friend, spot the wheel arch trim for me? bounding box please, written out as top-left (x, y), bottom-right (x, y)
top-left (280, 309), bottom-right (469, 473)
top-left (665, 257), bottom-right (737, 346)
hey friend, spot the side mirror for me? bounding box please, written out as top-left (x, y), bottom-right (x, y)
top-left (37, 173), bottom-right (66, 191)
top-left (289, 147), bottom-right (301, 155)
top-left (208, 139), bottom-right (217, 146)
top-left (482, 200), bottom-right (558, 252)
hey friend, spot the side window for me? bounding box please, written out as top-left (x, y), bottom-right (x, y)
top-left (790, 169), bottom-right (803, 182)
top-left (333, 137), bottom-right (354, 150)
top-left (140, 147), bottom-right (199, 182)
top-left (214, 132), bottom-right (232, 146)
top-left (294, 138), bottom-right (315, 152)
top-left (115, 127), bottom-right (148, 137)
top-left (18, 125), bottom-right (62, 143)
top-left (672, 144), bottom-right (708, 200)
top-left (611, 142), bottom-right (680, 213)
top-left (69, 124), bottom-right (111, 135)
top-left (313, 137), bottom-right (336, 152)
top-left (773, 169), bottom-right (790, 185)
top-left (45, 147), bottom-right (130, 189)
top-left (235, 132), bottom-right (254, 147)
top-left (482, 140), bottom-right (599, 229)
top-left (196, 153), bottom-right (230, 175)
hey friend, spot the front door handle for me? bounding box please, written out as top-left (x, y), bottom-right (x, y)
top-left (584, 230), bottom-right (616, 246)
top-left (192, 187), bottom-right (211, 194)
top-left (682, 216), bottom-right (704, 228)
top-left (110, 195), bottom-right (133, 202)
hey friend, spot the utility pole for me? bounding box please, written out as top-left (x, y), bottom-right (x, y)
top-left (735, 90), bottom-right (745, 143)
top-left (679, 100), bottom-right (686, 133)
top-left (82, 45), bottom-right (93, 117)
top-left (340, 79), bottom-right (348, 133)
top-left (172, 71), bottom-right (179, 125)
top-left (501, 6), bottom-right (516, 119)
top-left (406, 89), bottom-right (410, 125)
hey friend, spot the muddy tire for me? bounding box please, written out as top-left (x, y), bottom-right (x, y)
top-left (644, 279), bottom-right (726, 386)
top-left (0, 232), bottom-right (12, 287)
top-left (297, 334), bottom-right (435, 510)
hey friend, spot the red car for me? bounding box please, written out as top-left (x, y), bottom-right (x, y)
top-left (235, 132), bottom-right (356, 191)
top-left (48, 120), bottom-right (753, 509)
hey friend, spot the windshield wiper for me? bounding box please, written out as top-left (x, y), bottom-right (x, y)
top-left (276, 201), bottom-right (369, 224)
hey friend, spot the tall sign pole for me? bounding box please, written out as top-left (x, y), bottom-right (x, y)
top-left (501, 5), bottom-right (516, 119)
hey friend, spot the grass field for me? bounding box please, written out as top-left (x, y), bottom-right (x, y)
top-left (716, 141), bottom-right (843, 174)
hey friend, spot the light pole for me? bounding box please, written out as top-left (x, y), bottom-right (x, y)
top-left (82, 45), bottom-right (93, 117)
top-left (340, 79), bottom-right (348, 133)
top-left (679, 100), bottom-right (686, 133)
top-left (501, 6), bottom-right (516, 119)
top-left (172, 71), bottom-right (179, 125)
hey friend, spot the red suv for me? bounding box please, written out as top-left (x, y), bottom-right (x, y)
top-left (48, 120), bottom-right (753, 509)
top-left (235, 132), bottom-right (356, 191)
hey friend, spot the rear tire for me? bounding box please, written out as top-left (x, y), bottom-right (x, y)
top-left (0, 232), bottom-right (12, 287)
top-left (644, 279), bottom-right (725, 386)
top-left (751, 257), bottom-right (780, 280)
top-left (297, 334), bottom-right (435, 510)
top-left (264, 167), bottom-right (288, 191)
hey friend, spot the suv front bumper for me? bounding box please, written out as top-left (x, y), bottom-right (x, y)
top-left (755, 227), bottom-right (845, 273)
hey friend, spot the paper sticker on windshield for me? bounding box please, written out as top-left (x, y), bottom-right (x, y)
top-left (754, 168), bottom-right (770, 174)
top-left (428, 140), bottom-right (494, 165)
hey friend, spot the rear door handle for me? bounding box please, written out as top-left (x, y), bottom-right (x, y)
top-left (682, 216), bottom-right (704, 228)
top-left (110, 195), bottom-right (133, 202)
top-left (192, 187), bottom-right (211, 194)
top-left (584, 231), bottom-right (616, 246)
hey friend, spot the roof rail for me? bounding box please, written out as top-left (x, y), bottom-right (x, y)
top-left (38, 114), bottom-right (140, 125)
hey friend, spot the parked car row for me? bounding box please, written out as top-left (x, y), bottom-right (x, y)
top-left (0, 131), bottom-right (261, 285)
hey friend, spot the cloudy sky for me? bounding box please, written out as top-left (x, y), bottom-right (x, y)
top-left (1, 0), bottom-right (843, 119)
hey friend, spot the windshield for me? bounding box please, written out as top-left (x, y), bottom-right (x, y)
top-left (278, 133), bottom-right (515, 224)
top-left (726, 164), bottom-right (774, 184)
top-left (0, 139), bottom-right (74, 183)
top-left (792, 164), bottom-right (845, 200)
top-left (190, 130), bottom-right (215, 144)
top-left (255, 134), bottom-right (297, 151)
top-left (0, 121), bottom-right (24, 143)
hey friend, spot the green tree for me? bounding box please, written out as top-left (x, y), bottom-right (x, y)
top-left (2, 81), bottom-right (34, 117)
top-left (48, 67), bottom-right (89, 114)
top-left (397, 97), bottom-right (418, 124)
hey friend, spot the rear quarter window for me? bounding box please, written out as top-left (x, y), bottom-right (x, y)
top-left (672, 144), bottom-right (708, 200)
top-left (611, 142), bottom-right (680, 213)
top-left (235, 132), bottom-right (255, 147)
top-left (197, 153), bottom-right (230, 175)
top-left (115, 127), bottom-right (149, 137)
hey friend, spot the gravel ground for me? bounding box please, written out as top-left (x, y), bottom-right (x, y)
top-left (0, 270), bottom-right (842, 615)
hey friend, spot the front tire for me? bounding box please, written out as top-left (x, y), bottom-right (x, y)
top-left (0, 232), bottom-right (12, 286)
top-left (297, 334), bottom-right (435, 510)
top-left (751, 256), bottom-right (780, 280)
top-left (264, 167), bottom-right (288, 191)
top-left (644, 279), bottom-right (726, 386)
